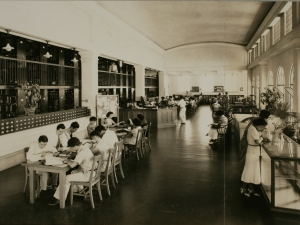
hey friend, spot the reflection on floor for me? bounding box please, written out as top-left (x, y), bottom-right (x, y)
top-left (1, 106), bottom-right (300, 224)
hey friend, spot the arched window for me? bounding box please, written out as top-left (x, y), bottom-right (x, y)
top-left (268, 71), bottom-right (274, 89)
top-left (277, 67), bottom-right (285, 102)
top-left (290, 64), bottom-right (294, 89)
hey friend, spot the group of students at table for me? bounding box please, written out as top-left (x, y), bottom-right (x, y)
top-left (26, 111), bottom-right (148, 206)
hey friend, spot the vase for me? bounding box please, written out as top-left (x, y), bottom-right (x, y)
top-left (24, 107), bottom-right (36, 116)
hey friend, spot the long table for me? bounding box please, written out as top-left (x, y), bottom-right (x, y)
top-left (21, 162), bottom-right (70, 209)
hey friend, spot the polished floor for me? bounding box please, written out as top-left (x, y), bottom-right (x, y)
top-left (1, 106), bottom-right (300, 225)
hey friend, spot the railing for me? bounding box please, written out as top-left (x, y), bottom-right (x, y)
top-left (0, 56), bottom-right (79, 86)
top-left (98, 70), bottom-right (135, 87)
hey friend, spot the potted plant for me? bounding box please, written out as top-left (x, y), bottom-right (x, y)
top-left (19, 81), bottom-right (41, 116)
top-left (282, 112), bottom-right (300, 140)
top-left (260, 89), bottom-right (284, 114)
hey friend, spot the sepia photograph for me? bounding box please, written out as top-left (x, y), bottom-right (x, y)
top-left (0, 1), bottom-right (300, 224)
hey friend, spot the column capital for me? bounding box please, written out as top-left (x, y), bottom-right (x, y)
top-left (79, 50), bottom-right (98, 61)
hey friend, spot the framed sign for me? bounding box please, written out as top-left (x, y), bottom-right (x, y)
top-left (214, 86), bottom-right (224, 92)
top-left (191, 86), bottom-right (199, 92)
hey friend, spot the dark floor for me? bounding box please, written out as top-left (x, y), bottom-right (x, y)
top-left (1, 106), bottom-right (300, 225)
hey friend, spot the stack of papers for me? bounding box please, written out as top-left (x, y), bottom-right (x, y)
top-left (45, 155), bottom-right (64, 166)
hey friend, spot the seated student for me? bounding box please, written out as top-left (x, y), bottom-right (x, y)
top-left (123, 118), bottom-right (142, 145)
top-left (87, 116), bottom-right (97, 136)
top-left (208, 110), bottom-right (228, 144)
top-left (49, 137), bottom-right (94, 206)
top-left (27, 135), bottom-right (58, 190)
top-left (64, 121), bottom-right (80, 139)
top-left (95, 125), bottom-right (118, 149)
top-left (56, 124), bottom-right (68, 149)
top-left (104, 111), bottom-right (117, 127)
top-left (89, 131), bottom-right (110, 172)
top-left (137, 114), bottom-right (148, 128)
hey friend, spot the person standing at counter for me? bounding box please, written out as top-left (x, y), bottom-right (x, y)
top-left (239, 110), bottom-right (270, 176)
top-left (178, 95), bottom-right (187, 124)
top-left (240, 118), bottom-right (267, 197)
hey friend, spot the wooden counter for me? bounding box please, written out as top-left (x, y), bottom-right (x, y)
top-left (119, 107), bottom-right (177, 128)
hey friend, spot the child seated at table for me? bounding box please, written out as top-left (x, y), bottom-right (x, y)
top-left (87, 116), bottom-right (97, 136)
top-left (27, 135), bottom-right (59, 191)
top-left (104, 111), bottom-right (117, 127)
top-left (207, 110), bottom-right (228, 144)
top-left (56, 123), bottom-right (68, 149)
top-left (123, 118), bottom-right (142, 145)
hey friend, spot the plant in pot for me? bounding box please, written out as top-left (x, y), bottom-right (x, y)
top-left (19, 81), bottom-right (41, 116)
top-left (282, 112), bottom-right (300, 140)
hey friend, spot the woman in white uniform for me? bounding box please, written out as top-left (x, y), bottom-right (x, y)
top-left (240, 118), bottom-right (267, 197)
top-left (177, 96), bottom-right (187, 124)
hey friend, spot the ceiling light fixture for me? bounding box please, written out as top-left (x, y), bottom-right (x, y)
top-left (71, 48), bottom-right (78, 63)
top-left (43, 41), bottom-right (52, 58)
top-left (2, 30), bottom-right (14, 51)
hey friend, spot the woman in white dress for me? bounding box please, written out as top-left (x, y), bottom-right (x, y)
top-left (241, 118), bottom-right (267, 197)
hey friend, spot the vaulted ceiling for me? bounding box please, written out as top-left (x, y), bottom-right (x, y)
top-left (97, 1), bottom-right (274, 50)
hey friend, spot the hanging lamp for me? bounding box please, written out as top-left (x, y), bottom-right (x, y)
top-left (2, 30), bottom-right (14, 51)
top-left (43, 41), bottom-right (52, 58)
top-left (71, 48), bottom-right (78, 63)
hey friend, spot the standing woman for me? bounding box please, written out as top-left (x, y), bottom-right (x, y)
top-left (177, 95), bottom-right (187, 124)
top-left (239, 110), bottom-right (270, 176)
top-left (240, 118), bottom-right (267, 197)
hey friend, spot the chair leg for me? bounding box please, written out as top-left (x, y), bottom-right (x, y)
top-left (23, 175), bottom-right (28, 193)
top-left (110, 172), bottom-right (116, 188)
top-left (89, 184), bottom-right (95, 208)
top-left (97, 181), bottom-right (102, 201)
top-left (136, 147), bottom-right (139, 160)
top-left (106, 175), bottom-right (111, 196)
top-left (70, 184), bottom-right (74, 206)
top-left (119, 163), bottom-right (125, 178)
top-left (113, 166), bottom-right (118, 184)
top-left (148, 141), bottom-right (152, 151)
top-left (36, 175), bottom-right (41, 198)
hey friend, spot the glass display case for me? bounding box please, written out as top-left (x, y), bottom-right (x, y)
top-left (261, 133), bottom-right (300, 214)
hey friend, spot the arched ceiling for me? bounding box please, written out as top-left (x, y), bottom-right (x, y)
top-left (97, 1), bottom-right (274, 50)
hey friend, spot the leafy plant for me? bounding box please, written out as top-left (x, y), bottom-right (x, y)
top-left (260, 89), bottom-right (285, 114)
top-left (19, 81), bottom-right (41, 108)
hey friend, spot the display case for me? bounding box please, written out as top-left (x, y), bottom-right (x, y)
top-left (261, 133), bottom-right (300, 214)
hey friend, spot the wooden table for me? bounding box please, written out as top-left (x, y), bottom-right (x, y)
top-left (21, 162), bottom-right (70, 209)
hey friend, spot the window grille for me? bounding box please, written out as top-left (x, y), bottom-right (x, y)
top-left (274, 20), bottom-right (281, 44)
top-left (266, 32), bottom-right (271, 51)
top-left (286, 6), bottom-right (292, 34)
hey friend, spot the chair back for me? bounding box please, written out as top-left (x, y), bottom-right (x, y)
top-left (114, 141), bottom-right (124, 165)
top-left (217, 125), bottom-right (228, 135)
top-left (89, 154), bottom-right (104, 183)
top-left (105, 148), bottom-right (116, 174)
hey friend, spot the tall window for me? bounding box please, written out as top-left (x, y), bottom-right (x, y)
top-left (277, 67), bottom-right (285, 102)
top-left (266, 30), bottom-right (271, 51)
top-left (274, 19), bottom-right (281, 44)
top-left (289, 64), bottom-right (294, 111)
top-left (252, 76), bottom-right (256, 103)
top-left (286, 6), bottom-right (292, 34)
top-left (257, 40), bottom-right (261, 57)
top-left (268, 71), bottom-right (274, 89)
top-left (256, 75), bottom-right (260, 106)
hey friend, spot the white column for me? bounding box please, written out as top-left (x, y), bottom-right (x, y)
top-left (80, 51), bottom-right (99, 116)
top-left (159, 71), bottom-right (166, 98)
top-left (247, 70), bottom-right (252, 96)
top-left (134, 65), bottom-right (145, 101)
top-left (260, 65), bottom-right (268, 89)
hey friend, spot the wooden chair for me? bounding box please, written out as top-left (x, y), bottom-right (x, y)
top-left (113, 141), bottom-right (125, 184)
top-left (70, 154), bottom-right (104, 209)
top-left (143, 122), bottom-right (152, 152)
top-left (23, 147), bottom-right (41, 198)
top-left (124, 128), bottom-right (144, 160)
top-left (100, 148), bottom-right (116, 196)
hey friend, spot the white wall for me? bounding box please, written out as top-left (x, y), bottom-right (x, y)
top-left (164, 43), bottom-right (248, 95)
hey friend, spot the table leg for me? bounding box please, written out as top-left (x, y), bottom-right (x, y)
top-left (59, 171), bottom-right (66, 209)
top-left (29, 167), bottom-right (35, 204)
